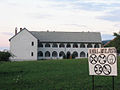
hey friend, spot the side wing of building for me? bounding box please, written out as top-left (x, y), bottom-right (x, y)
top-left (31, 31), bottom-right (102, 60)
top-left (9, 29), bottom-right (38, 61)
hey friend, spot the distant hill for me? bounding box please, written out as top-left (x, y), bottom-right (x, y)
top-left (102, 40), bottom-right (111, 45)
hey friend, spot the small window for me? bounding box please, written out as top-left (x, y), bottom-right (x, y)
top-left (32, 42), bottom-right (34, 46)
top-left (73, 43), bottom-right (78, 48)
top-left (80, 43), bottom-right (85, 48)
top-left (94, 44), bottom-right (99, 48)
top-left (52, 43), bottom-right (58, 48)
top-left (45, 43), bottom-right (50, 47)
top-left (38, 43), bottom-right (43, 47)
top-left (66, 43), bottom-right (71, 48)
top-left (59, 43), bottom-right (65, 48)
top-left (87, 44), bottom-right (92, 48)
top-left (31, 52), bottom-right (34, 56)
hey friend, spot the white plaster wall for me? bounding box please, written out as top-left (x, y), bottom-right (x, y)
top-left (10, 29), bottom-right (37, 61)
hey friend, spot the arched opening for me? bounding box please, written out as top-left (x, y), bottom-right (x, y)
top-left (72, 51), bottom-right (78, 59)
top-left (45, 51), bottom-right (50, 57)
top-left (38, 51), bottom-right (43, 57)
top-left (66, 43), bottom-right (71, 48)
top-left (59, 51), bottom-right (65, 58)
top-left (45, 43), bottom-right (50, 47)
top-left (67, 51), bottom-right (71, 59)
top-left (87, 44), bottom-right (92, 48)
top-left (52, 43), bottom-right (58, 48)
top-left (59, 43), bottom-right (65, 48)
top-left (80, 51), bottom-right (86, 57)
top-left (52, 51), bottom-right (57, 57)
top-left (38, 43), bottom-right (43, 47)
top-left (73, 43), bottom-right (78, 48)
top-left (80, 43), bottom-right (85, 48)
top-left (94, 44), bottom-right (99, 48)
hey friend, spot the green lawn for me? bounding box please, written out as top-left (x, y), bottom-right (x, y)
top-left (0, 58), bottom-right (120, 90)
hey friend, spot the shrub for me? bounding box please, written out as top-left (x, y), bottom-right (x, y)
top-left (0, 51), bottom-right (12, 61)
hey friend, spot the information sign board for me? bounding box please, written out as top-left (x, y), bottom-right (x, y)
top-left (88, 47), bottom-right (117, 76)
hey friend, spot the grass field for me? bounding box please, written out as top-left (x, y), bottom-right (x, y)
top-left (0, 58), bottom-right (120, 90)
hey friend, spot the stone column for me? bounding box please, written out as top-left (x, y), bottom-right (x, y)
top-left (50, 43), bottom-right (52, 48)
top-left (85, 44), bottom-right (88, 48)
top-left (57, 43), bottom-right (60, 48)
top-left (64, 43), bottom-right (67, 55)
top-left (92, 44), bottom-right (95, 48)
top-left (71, 43), bottom-right (73, 48)
top-left (78, 43), bottom-right (80, 48)
top-left (43, 43), bottom-right (45, 48)
top-left (99, 44), bottom-right (101, 48)
top-left (43, 51), bottom-right (45, 59)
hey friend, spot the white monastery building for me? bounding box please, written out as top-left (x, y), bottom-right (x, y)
top-left (9, 28), bottom-right (102, 61)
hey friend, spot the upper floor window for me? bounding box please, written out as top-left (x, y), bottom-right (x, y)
top-left (59, 43), bottom-right (65, 48)
top-left (52, 43), bottom-right (58, 48)
top-left (87, 44), bottom-right (92, 48)
top-left (94, 44), bottom-right (99, 48)
top-left (45, 43), bottom-right (50, 47)
top-left (32, 42), bottom-right (34, 46)
top-left (66, 43), bottom-right (71, 48)
top-left (38, 43), bottom-right (43, 47)
top-left (80, 43), bottom-right (85, 48)
top-left (73, 43), bottom-right (78, 48)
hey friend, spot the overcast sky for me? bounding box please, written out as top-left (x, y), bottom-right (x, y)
top-left (0, 0), bottom-right (120, 50)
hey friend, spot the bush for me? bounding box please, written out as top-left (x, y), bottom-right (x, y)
top-left (0, 51), bottom-right (12, 61)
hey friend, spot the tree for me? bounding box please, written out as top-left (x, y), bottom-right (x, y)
top-left (105, 32), bottom-right (120, 53)
top-left (0, 51), bottom-right (12, 61)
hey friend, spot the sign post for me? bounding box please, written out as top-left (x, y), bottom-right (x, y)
top-left (88, 47), bottom-right (117, 90)
top-left (92, 75), bottom-right (94, 90)
top-left (112, 76), bottom-right (114, 90)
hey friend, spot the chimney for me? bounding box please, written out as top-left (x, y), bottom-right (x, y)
top-left (15, 27), bottom-right (18, 35)
top-left (20, 28), bottom-right (22, 31)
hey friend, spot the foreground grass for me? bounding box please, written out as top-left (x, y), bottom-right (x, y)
top-left (0, 58), bottom-right (120, 90)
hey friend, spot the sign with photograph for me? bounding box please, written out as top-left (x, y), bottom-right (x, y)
top-left (88, 47), bottom-right (117, 76)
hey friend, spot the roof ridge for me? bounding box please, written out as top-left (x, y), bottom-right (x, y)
top-left (30, 31), bottom-right (100, 33)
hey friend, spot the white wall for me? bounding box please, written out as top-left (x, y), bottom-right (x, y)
top-left (10, 29), bottom-right (38, 61)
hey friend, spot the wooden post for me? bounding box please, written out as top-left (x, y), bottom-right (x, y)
top-left (92, 75), bottom-right (94, 90)
top-left (112, 76), bottom-right (114, 90)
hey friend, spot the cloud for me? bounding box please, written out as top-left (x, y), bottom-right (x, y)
top-left (72, 1), bottom-right (120, 11)
top-left (63, 24), bottom-right (87, 27)
top-left (98, 9), bottom-right (120, 22)
top-left (1, 32), bottom-right (14, 36)
top-left (28, 13), bottom-right (53, 19)
top-left (101, 34), bottom-right (115, 40)
top-left (73, 2), bottom-right (105, 11)
top-left (114, 24), bottom-right (120, 27)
